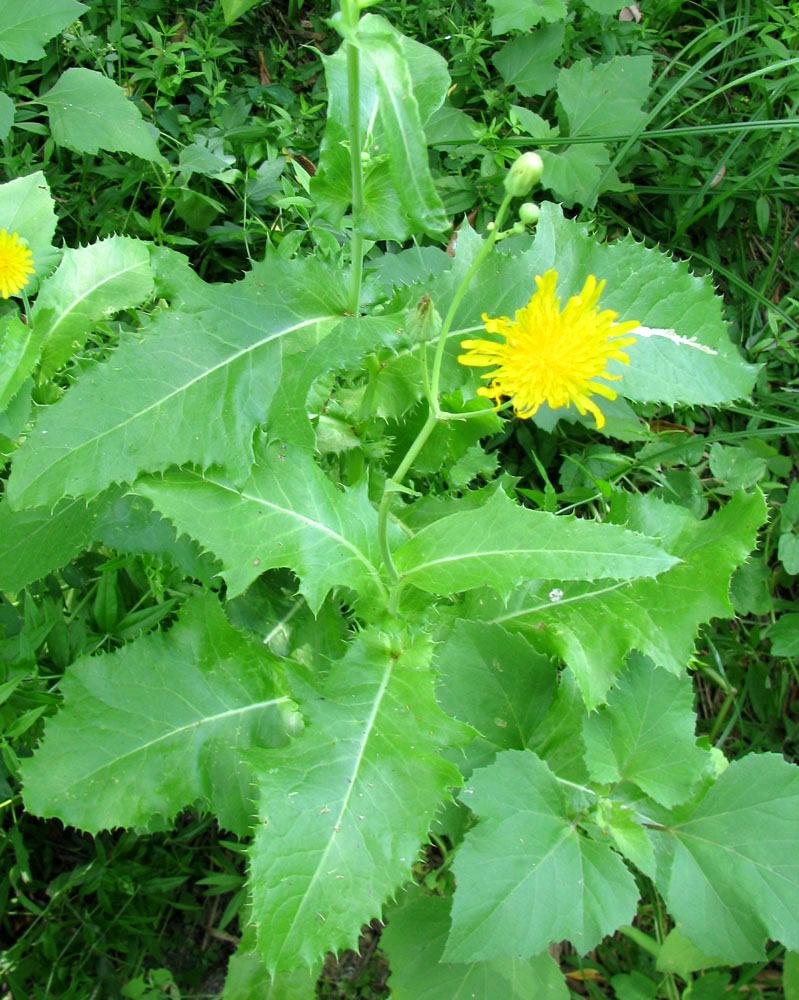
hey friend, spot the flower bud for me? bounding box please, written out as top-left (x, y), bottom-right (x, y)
top-left (503, 152), bottom-right (544, 198)
top-left (519, 201), bottom-right (540, 225)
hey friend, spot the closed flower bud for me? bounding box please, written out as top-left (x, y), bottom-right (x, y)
top-left (504, 152), bottom-right (544, 198)
top-left (519, 201), bottom-right (541, 225)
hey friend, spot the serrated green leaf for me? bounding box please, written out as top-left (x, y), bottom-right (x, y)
top-left (654, 754), bottom-right (799, 963)
top-left (222, 927), bottom-right (317, 1000)
top-left (136, 443), bottom-right (388, 612)
top-left (467, 491), bottom-right (766, 708)
top-left (446, 205), bottom-right (758, 410)
top-left (247, 627), bottom-right (470, 973)
top-left (603, 800), bottom-right (656, 879)
top-left (0, 315), bottom-right (40, 412)
top-left (770, 614), bottom-right (799, 657)
top-left (0, 0), bottom-right (87, 62)
top-left (37, 68), bottom-right (166, 162)
top-left (584, 654), bottom-right (708, 807)
top-left (393, 488), bottom-right (677, 600)
top-left (312, 16), bottom-right (449, 241)
top-left (434, 619), bottom-right (556, 752)
top-left (21, 595), bottom-right (294, 836)
top-left (0, 497), bottom-right (99, 592)
top-left (33, 235), bottom-right (154, 379)
top-left (0, 172), bottom-right (59, 291)
top-left (93, 491), bottom-right (219, 586)
top-left (557, 56), bottom-right (653, 138)
top-left (487, 0), bottom-right (567, 35)
top-left (446, 749), bottom-right (639, 960)
top-left (382, 885), bottom-right (569, 1000)
top-left (493, 25), bottom-right (564, 98)
top-left (6, 259), bottom-right (347, 508)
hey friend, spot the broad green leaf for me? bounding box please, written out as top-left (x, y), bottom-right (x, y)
top-left (223, 928), bottom-right (318, 1000)
top-left (602, 800), bottom-right (656, 879)
top-left (771, 614), bottom-right (799, 657)
top-left (93, 492), bottom-right (219, 586)
top-left (487, 0), bottom-right (567, 35)
top-left (557, 56), bottom-right (653, 138)
top-left (21, 595), bottom-right (295, 836)
top-left (247, 627), bottom-right (470, 973)
top-left (446, 749), bottom-right (639, 960)
top-left (434, 619), bottom-right (556, 752)
top-left (382, 885), bottom-right (569, 1000)
top-left (136, 443), bottom-right (388, 612)
top-left (37, 68), bottom-right (166, 162)
top-left (493, 25), bottom-right (564, 97)
top-left (448, 204), bottom-right (758, 413)
top-left (584, 654), bottom-right (708, 807)
top-left (654, 754), bottom-right (799, 963)
top-left (0, 315), bottom-right (40, 412)
top-left (0, 497), bottom-right (99, 592)
top-left (540, 144), bottom-right (612, 209)
top-left (33, 235), bottom-right (154, 379)
top-left (393, 488), bottom-right (677, 600)
top-left (584, 0), bottom-right (627, 11)
top-left (6, 259), bottom-right (347, 509)
top-left (655, 928), bottom-right (727, 978)
top-left (0, 91), bottom-right (14, 139)
top-left (312, 16), bottom-right (449, 241)
top-left (0, 172), bottom-right (59, 291)
top-left (0, 0), bottom-right (86, 62)
top-left (467, 491), bottom-right (766, 708)
top-left (219, 0), bottom-right (261, 25)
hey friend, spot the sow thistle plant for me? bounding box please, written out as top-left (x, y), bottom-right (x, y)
top-left (1, 1), bottom-right (798, 997)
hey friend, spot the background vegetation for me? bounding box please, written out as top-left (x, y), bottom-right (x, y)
top-left (1, 0), bottom-right (798, 996)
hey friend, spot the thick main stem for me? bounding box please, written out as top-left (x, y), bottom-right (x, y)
top-left (344, 10), bottom-right (365, 315)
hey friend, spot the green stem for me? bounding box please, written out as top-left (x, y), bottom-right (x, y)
top-left (429, 192), bottom-right (513, 401)
top-left (377, 192), bottom-right (516, 592)
top-left (344, 6), bottom-right (364, 315)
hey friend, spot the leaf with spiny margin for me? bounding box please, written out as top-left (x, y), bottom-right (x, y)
top-left (461, 490), bottom-right (766, 708)
top-left (222, 928), bottom-right (318, 1000)
top-left (434, 619), bottom-right (557, 753)
top-left (0, 496), bottom-right (100, 592)
top-left (5, 258), bottom-right (347, 509)
top-left (0, 315), bottom-right (40, 412)
top-left (382, 885), bottom-right (569, 1000)
top-left (433, 205), bottom-right (757, 412)
top-left (33, 235), bottom-right (154, 379)
top-left (92, 491), bottom-right (219, 586)
top-left (0, 171), bottom-right (59, 292)
top-left (136, 443), bottom-right (388, 613)
top-left (21, 595), bottom-right (295, 836)
top-left (392, 488), bottom-right (677, 600)
top-left (584, 653), bottom-right (709, 808)
top-left (446, 749), bottom-right (639, 961)
top-left (653, 754), bottom-right (799, 963)
top-left (247, 627), bottom-right (471, 973)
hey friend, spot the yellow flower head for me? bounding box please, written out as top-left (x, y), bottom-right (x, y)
top-left (0, 229), bottom-right (35, 300)
top-left (459, 269), bottom-right (639, 429)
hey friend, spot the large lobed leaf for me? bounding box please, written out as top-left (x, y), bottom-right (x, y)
top-left (382, 886), bottom-right (569, 1000)
top-left (21, 596), bottom-right (295, 836)
top-left (463, 490), bottom-right (766, 707)
top-left (247, 627), bottom-right (471, 973)
top-left (445, 749), bottom-right (639, 961)
top-left (33, 235), bottom-right (155, 379)
top-left (393, 487), bottom-right (677, 600)
top-left (654, 754), bottom-right (799, 963)
top-left (6, 258), bottom-right (350, 509)
top-left (136, 443), bottom-right (389, 612)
